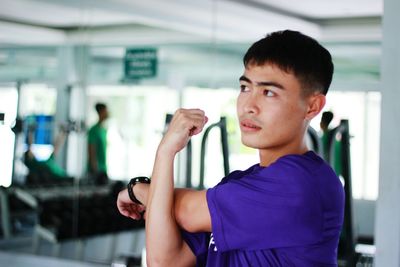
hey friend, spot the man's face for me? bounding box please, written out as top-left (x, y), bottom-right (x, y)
top-left (99, 108), bottom-right (109, 121)
top-left (237, 63), bottom-right (310, 151)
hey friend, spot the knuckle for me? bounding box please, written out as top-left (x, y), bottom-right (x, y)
top-left (175, 108), bottom-right (185, 114)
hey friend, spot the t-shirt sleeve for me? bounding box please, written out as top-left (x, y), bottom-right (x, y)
top-left (181, 231), bottom-right (210, 266)
top-left (206, 159), bottom-right (324, 252)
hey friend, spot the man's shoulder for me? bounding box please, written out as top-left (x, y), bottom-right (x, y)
top-left (88, 123), bottom-right (96, 132)
top-left (271, 151), bottom-right (342, 195)
top-left (248, 151), bottom-right (338, 189)
top-left (88, 123), bottom-right (104, 134)
top-left (218, 164), bottom-right (259, 184)
top-left (87, 124), bottom-right (101, 142)
top-left (272, 151), bottom-right (328, 174)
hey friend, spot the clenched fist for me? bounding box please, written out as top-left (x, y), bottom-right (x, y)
top-left (159, 108), bottom-right (208, 155)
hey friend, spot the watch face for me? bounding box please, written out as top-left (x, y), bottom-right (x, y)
top-left (133, 176), bottom-right (151, 184)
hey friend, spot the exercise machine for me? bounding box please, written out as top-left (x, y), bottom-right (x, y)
top-left (199, 117), bottom-right (230, 190)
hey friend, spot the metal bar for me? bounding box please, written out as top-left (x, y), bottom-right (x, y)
top-left (199, 121), bottom-right (220, 189)
top-left (219, 117), bottom-right (230, 176)
top-left (0, 189), bottom-right (11, 239)
top-left (199, 117), bottom-right (230, 189)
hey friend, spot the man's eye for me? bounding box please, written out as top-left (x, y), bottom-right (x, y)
top-left (240, 85), bottom-right (249, 92)
top-left (264, 90), bottom-right (274, 97)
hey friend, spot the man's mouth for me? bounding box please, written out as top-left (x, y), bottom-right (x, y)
top-left (240, 119), bottom-right (262, 131)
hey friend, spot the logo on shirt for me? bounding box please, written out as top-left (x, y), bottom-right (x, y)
top-left (209, 233), bottom-right (218, 252)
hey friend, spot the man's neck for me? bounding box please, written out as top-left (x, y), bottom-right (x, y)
top-left (258, 143), bottom-right (308, 167)
top-left (98, 118), bottom-right (105, 125)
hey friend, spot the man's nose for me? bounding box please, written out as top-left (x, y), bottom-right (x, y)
top-left (243, 94), bottom-right (260, 114)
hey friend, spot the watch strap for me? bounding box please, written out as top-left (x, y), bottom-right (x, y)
top-left (127, 176), bottom-right (151, 204)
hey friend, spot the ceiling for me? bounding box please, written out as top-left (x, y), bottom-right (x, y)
top-left (0, 0), bottom-right (383, 45)
top-left (0, 0), bottom-right (383, 89)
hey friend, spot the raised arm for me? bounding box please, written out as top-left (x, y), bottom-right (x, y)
top-left (145, 108), bottom-right (208, 267)
top-left (53, 127), bottom-right (67, 156)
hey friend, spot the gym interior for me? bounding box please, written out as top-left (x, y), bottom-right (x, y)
top-left (0, 0), bottom-right (399, 266)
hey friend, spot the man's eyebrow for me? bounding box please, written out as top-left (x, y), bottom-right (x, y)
top-left (239, 75), bottom-right (285, 90)
top-left (239, 75), bottom-right (251, 83)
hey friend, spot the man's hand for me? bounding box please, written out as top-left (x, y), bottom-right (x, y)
top-left (160, 108), bottom-right (208, 155)
top-left (117, 188), bottom-right (145, 220)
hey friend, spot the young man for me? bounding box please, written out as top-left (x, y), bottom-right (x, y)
top-left (87, 102), bottom-right (109, 184)
top-left (117, 30), bottom-right (344, 267)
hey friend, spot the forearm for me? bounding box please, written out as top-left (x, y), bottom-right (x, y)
top-left (88, 145), bottom-right (97, 171)
top-left (145, 147), bottom-right (184, 265)
top-left (134, 185), bottom-right (189, 212)
top-left (90, 160), bottom-right (97, 172)
top-left (134, 185), bottom-right (210, 233)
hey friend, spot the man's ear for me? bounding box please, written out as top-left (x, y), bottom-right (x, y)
top-left (305, 94), bottom-right (326, 120)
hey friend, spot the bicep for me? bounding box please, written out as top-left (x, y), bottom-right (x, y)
top-left (153, 241), bottom-right (195, 267)
top-left (174, 189), bottom-right (211, 233)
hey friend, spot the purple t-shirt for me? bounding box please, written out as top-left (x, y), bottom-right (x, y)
top-left (182, 151), bottom-right (344, 267)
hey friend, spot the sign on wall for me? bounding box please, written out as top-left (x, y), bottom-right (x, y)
top-left (124, 48), bottom-right (157, 80)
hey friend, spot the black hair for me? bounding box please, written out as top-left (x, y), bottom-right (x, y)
top-left (95, 103), bottom-right (107, 114)
top-left (243, 30), bottom-right (334, 96)
top-left (321, 111), bottom-right (334, 128)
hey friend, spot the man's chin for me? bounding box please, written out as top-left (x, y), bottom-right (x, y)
top-left (241, 138), bottom-right (263, 149)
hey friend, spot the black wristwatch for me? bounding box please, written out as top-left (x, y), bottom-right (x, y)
top-left (127, 176), bottom-right (151, 205)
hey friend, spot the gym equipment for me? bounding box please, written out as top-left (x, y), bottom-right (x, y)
top-left (0, 186), bottom-right (37, 239)
top-left (111, 255), bottom-right (142, 267)
top-left (307, 126), bottom-right (323, 156)
top-left (306, 120), bottom-right (372, 266)
top-left (0, 249), bottom-right (114, 267)
top-left (14, 114), bottom-right (86, 188)
top-left (60, 119), bottom-right (86, 134)
top-left (25, 115), bottom-right (54, 145)
top-left (164, 114), bottom-right (230, 189)
top-left (326, 120), bottom-right (374, 266)
top-left (5, 181), bottom-right (144, 258)
top-left (199, 117), bottom-right (230, 190)
top-left (327, 120), bottom-right (357, 266)
top-left (0, 187), bottom-right (12, 239)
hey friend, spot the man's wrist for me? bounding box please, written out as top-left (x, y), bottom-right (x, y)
top-left (132, 183), bottom-right (149, 206)
top-left (156, 143), bottom-right (178, 159)
top-left (127, 176), bottom-right (151, 205)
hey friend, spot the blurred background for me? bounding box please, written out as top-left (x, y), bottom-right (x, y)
top-left (0, 0), bottom-right (398, 266)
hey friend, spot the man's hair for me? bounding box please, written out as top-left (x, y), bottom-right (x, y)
top-left (321, 111), bottom-right (334, 128)
top-left (243, 30), bottom-right (334, 96)
top-left (95, 103), bottom-right (107, 114)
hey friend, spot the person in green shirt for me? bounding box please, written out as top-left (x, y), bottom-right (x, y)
top-left (320, 111), bottom-right (343, 176)
top-left (24, 125), bottom-right (72, 185)
top-left (87, 102), bottom-right (109, 184)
